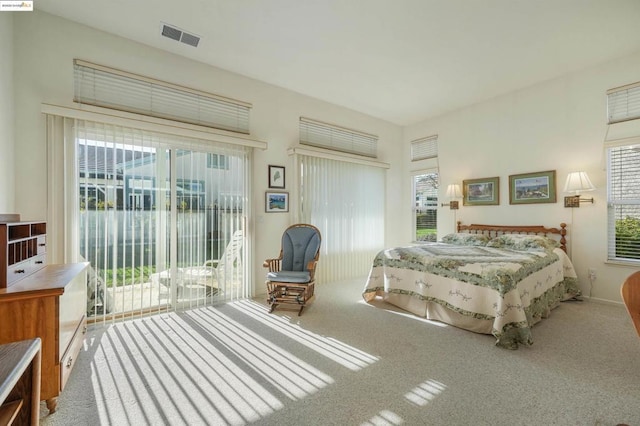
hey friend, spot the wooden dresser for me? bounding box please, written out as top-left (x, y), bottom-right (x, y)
top-left (0, 263), bottom-right (88, 414)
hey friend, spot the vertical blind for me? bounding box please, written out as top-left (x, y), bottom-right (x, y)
top-left (298, 155), bottom-right (385, 282)
top-left (48, 115), bottom-right (250, 323)
top-left (607, 81), bottom-right (640, 124)
top-left (607, 144), bottom-right (640, 262)
top-left (74, 59), bottom-right (252, 134)
top-left (411, 135), bottom-right (438, 161)
top-left (299, 117), bottom-right (378, 158)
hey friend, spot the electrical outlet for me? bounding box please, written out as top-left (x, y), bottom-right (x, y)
top-left (588, 268), bottom-right (596, 281)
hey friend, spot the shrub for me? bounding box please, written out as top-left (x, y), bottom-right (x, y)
top-left (616, 216), bottom-right (640, 259)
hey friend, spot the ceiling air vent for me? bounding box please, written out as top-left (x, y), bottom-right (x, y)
top-left (161, 23), bottom-right (200, 47)
top-left (180, 32), bottom-right (200, 48)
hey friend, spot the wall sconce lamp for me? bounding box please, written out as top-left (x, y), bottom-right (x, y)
top-left (564, 171), bottom-right (596, 208)
top-left (441, 184), bottom-right (462, 210)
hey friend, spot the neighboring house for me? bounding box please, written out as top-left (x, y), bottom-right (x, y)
top-left (79, 144), bottom-right (242, 211)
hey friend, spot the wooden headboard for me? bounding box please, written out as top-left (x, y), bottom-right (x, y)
top-left (457, 221), bottom-right (568, 253)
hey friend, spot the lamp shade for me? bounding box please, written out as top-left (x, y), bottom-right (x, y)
top-left (445, 184), bottom-right (462, 199)
top-left (564, 171), bottom-right (595, 194)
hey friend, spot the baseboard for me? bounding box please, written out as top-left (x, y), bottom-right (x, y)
top-left (580, 295), bottom-right (624, 307)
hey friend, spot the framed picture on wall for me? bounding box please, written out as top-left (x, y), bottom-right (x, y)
top-left (268, 165), bottom-right (285, 189)
top-left (463, 176), bottom-right (500, 206)
top-left (265, 191), bottom-right (289, 212)
top-left (509, 170), bottom-right (556, 204)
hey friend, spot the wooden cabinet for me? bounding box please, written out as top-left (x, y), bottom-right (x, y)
top-left (0, 220), bottom-right (47, 289)
top-left (0, 263), bottom-right (88, 414)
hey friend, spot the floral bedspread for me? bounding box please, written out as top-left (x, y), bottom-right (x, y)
top-left (362, 244), bottom-right (580, 349)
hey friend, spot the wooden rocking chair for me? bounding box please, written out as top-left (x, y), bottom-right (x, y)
top-left (263, 224), bottom-right (321, 315)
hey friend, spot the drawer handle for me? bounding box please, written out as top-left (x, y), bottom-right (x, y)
top-left (35, 261), bottom-right (43, 264)
top-left (66, 357), bottom-right (73, 368)
top-left (15, 269), bottom-right (25, 274)
top-left (39, 243), bottom-right (46, 247)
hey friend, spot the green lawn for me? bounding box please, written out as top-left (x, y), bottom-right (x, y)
top-left (416, 228), bottom-right (437, 241)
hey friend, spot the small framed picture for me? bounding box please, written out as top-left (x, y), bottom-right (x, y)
top-left (463, 176), bottom-right (500, 206)
top-left (265, 191), bottom-right (289, 213)
top-left (509, 170), bottom-right (556, 204)
top-left (268, 165), bottom-right (285, 189)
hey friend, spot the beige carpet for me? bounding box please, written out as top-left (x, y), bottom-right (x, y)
top-left (41, 277), bottom-right (640, 425)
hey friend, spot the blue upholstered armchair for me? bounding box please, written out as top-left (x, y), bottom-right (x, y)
top-left (263, 224), bottom-right (321, 315)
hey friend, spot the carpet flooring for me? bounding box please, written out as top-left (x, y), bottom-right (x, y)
top-left (40, 277), bottom-right (640, 425)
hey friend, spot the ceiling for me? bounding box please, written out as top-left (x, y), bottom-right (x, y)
top-left (34, 0), bottom-right (640, 126)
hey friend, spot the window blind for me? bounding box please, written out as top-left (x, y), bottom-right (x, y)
top-left (411, 135), bottom-right (438, 161)
top-left (607, 81), bottom-right (640, 124)
top-left (74, 60), bottom-right (251, 134)
top-left (299, 117), bottom-right (378, 158)
top-left (297, 154), bottom-right (385, 282)
top-left (47, 113), bottom-right (250, 322)
top-left (607, 144), bottom-right (640, 262)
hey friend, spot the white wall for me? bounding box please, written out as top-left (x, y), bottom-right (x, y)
top-left (405, 50), bottom-right (640, 303)
top-left (11, 11), bottom-right (403, 294)
top-left (0, 13), bottom-right (15, 212)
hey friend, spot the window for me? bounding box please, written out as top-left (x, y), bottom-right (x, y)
top-left (207, 153), bottom-right (229, 169)
top-left (607, 144), bottom-right (640, 262)
top-left (413, 171), bottom-right (438, 242)
top-left (297, 155), bottom-right (385, 282)
top-left (49, 115), bottom-right (250, 321)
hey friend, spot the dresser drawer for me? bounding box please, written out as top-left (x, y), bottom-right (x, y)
top-left (6, 260), bottom-right (32, 285)
top-left (60, 315), bottom-right (86, 391)
top-left (30, 253), bottom-right (46, 269)
top-left (37, 236), bottom-right (47, 255)
top-left (6, 255), bottom-right (47, 286)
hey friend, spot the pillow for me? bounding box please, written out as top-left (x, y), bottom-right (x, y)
top-left (486, 234), bottom-right (560, 251)
top-left (442, 233), bottom-right (491, 246)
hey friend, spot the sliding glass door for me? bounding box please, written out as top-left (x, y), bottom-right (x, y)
top-left (76, 120), bottom-right (248, 320)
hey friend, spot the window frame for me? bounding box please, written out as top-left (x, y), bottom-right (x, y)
top-left (606, 143), bottom-right (640, 264)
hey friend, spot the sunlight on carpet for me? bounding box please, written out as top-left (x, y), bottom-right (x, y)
top-left (185, 306), bottom-right (334, 400)
top-left (230, 299), bottom-right (379, 370)
top-left (84, 304), bottom-right (341, 425)
top-left (404, 379), bottom-right (446, 406)
top-left (362, 409), bottom-right (404, 425)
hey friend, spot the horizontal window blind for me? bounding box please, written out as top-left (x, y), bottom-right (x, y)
top-left (607, 81), bottom-right (640, 124)
top-left (411, 135), bottom-right (438, 161)
top-left (607, 145), bottom-right (640, 262)
top-left (299, 117), bottom-right (377, 158)
top-left (74, 60), bottom-right (251, 134)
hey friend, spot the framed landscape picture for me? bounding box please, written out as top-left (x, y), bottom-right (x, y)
top-left (509, 170), bottom-right (556, 205)
top-left (265, 191), bottom-right (289, 212)
top-left (463, 177), bottom-right (500, 206)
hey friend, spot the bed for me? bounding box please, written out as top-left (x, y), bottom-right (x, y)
top-left (362, 222), bottom-right (580, 349)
